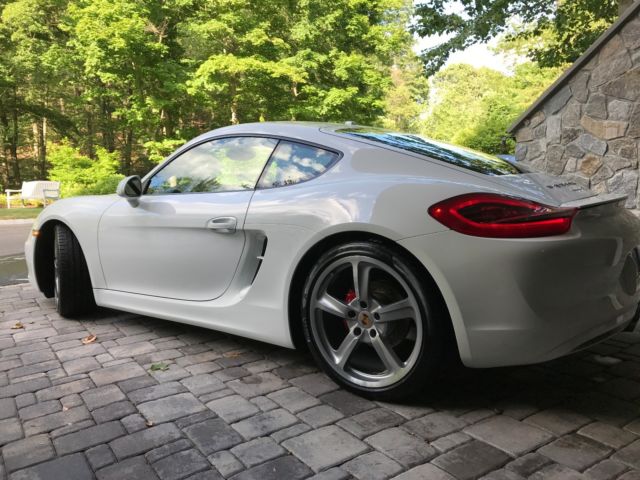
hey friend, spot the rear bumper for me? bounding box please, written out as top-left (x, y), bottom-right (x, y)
top-left (399, 206), bottom-right (640, 368)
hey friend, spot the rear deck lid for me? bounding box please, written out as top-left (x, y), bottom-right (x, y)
top-left (489, 172), bottom-right (627, 209)
top-left (328, 125), bottom-right (626, 209)
top-left (489, 172), bottom-right (594, 205)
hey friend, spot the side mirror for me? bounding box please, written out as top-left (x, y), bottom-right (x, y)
top-left (117, 175), bottom-right (142, 207)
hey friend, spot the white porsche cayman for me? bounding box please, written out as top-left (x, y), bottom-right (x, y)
top-left (25, 122), bottom-right (640, 398)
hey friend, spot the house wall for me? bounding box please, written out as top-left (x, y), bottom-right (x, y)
top-left (513, 14), bottom-right (640, 208)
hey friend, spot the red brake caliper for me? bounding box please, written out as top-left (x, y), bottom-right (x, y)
top-left (344, 289), bottom-right (356, 330)
top-left (345, 289), bottom-right (356, 304)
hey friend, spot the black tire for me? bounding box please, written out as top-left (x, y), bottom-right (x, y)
top-left (301, 241), bottom-right (448, 400)
top-left (54, 224), bottom-right (97, 317)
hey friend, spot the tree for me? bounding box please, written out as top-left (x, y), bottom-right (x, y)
top-left (186, 0), bottom-right (414, 125)
top-left (67, 0), bottom-right (190, 174)
top-left (0, 0), bottom-right (74, 184)
top-left (421, 62), bottom-right (563, 154)
top-left (47, 141), bottom-right (123, 197)
top-left (0, 0), bottom-right (416, 190)
top-left (380, 57), bottom-right (429, 132)
top-left (184, 0), bottom-right (304, 125)
top-left (413, 0), bottom-right (621, 75)
top-left (421, 64), bottom-right (507, 147)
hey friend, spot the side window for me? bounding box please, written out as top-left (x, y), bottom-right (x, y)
top-left (257, 141), bottom-right (339, 189)
top-left (147, 137), bottom-right (277, 194)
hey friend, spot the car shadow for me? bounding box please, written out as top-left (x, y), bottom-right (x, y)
top-left (79, 305), bottom-right (640, 426)
top-left (394, 341), bottom-right (640, 427)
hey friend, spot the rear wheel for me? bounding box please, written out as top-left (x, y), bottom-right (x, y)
top-left (301, 241), bottom-right (447, 400)
top-left (54, 224), bottom-right (96, 317)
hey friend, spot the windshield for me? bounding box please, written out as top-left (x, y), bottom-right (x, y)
top-left (336, 127), bottom-right (525, 176)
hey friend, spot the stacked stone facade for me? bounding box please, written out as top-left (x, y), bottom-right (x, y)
top-left (512, 10), bottom-right (640, 209)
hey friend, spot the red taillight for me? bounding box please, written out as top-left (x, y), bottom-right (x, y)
top-left (428, 193), bottom-right (576, 238)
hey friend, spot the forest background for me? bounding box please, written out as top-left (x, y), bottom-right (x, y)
top-left (0, 0), bottom-right (627, 198)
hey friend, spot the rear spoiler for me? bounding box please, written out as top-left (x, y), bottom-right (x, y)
top-left (560, 193), bottom-right (627, 210)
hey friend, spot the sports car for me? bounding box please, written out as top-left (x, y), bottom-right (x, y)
top-left (25, 122), bottom-right (640, 398)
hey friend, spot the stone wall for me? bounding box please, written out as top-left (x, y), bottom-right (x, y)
top-left (514, 14), bottom-right (640, 208)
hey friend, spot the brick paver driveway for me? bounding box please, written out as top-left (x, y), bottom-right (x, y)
top-left (1, 283), bottom-right (640, 480)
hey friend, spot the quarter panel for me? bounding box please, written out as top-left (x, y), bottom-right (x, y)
top-left (399, 207), bottom-right (640, 367)
top-left (244, 142), bottom-right (506, 352)
top-left (246, 146), bottom-right (499, 239)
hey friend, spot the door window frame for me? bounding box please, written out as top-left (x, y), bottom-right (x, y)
top-left (255, 139), bottom-right (343, 190)
top-left (142, 134), bottom-right (344, 195)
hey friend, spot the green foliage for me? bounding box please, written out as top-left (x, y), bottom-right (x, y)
top-left (380, 58), bottom-right (429, 132)
top-left (500, 1), bottom-right (619, 68)
top-left (414, 0), bottom-right (620, 74)
top-left (421, 63), bottom-right (563, 154)
top-left (149, 362), bottom-right (169, 372)
top-left (0, 0), bottom-right (578, 184)
top-left (0, 206), bottom-right (43, 218)
top-left (144, 138), bottom-right (186, 164)
top-left (47, 142), bottom-right (123, 197)
top-left (185, 0), bottom-right (413, 124)
top-left (0, 0), bottom-right (415, 189)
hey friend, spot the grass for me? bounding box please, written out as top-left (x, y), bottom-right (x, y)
top-left (0, 207), bottom-right (43, 220)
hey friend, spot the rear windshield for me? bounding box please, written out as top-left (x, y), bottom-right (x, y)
top-left (336, 127), bottom-right (524, 176)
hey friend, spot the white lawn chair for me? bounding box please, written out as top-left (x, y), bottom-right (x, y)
top-left (5, 181), bottom-right (60, 208)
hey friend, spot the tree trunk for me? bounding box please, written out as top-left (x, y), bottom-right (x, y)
top-left (42, 116), bottom-right (47, 174)
top-left (32, 121), bottom-right (39, 166)
top-left (0, 152), bottom-right (7, 188)
top-left (32, 118), bottom-right (46, 177)
top-left (230, 103), bottom-right (238, 125)
top-left (230, 79), bottom-right (239, 125)
top-left (0, 104), bottom-right (11, 186)
top-left (0, 114), bottom-right (9, 188)
top-left (10, 88), bottom-right (20, 185)
top-left (160, 108), bottom-right (169, 137)
top-left (290, 83), bottom-right (298, 121)
top-left (101, 98), bottom-right (115, 152)
top-left (86, 108), bottom-right (94, 158)
top-left (123, 128), bottom-right (133, 174)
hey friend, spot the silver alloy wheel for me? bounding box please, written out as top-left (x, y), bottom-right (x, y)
top-left (309, 255), bottom-right (423, 389)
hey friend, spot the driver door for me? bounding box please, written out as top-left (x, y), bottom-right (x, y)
top-left (98, 136), bottom-right (277, 301)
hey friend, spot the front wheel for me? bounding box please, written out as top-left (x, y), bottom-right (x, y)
top-left (54, 224), bottom-right (97, 317)
top-left (301, 241), bottom-right (448, 400)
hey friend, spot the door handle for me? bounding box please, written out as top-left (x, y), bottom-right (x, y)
top-left (206, 217), bottom-right (237, 233)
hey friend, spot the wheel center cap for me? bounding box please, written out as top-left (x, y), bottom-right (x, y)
top-left (358, 312), bottom-right (373, 328)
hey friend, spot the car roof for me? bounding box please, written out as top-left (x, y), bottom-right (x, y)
top-left (192, 121), bottom-right (346, 145)
top-left (177, 122), bottom-right (524, 179)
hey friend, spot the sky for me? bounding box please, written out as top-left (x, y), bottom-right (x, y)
top-left (411, 0), bottom-right (517, 75)
top-left (413, 36), bottom-right (515, 75)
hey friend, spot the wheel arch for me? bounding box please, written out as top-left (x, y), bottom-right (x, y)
top-left (287, 230), bottom-right (459, 360)
top-left (33, 219), bottom-right (73, 298)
